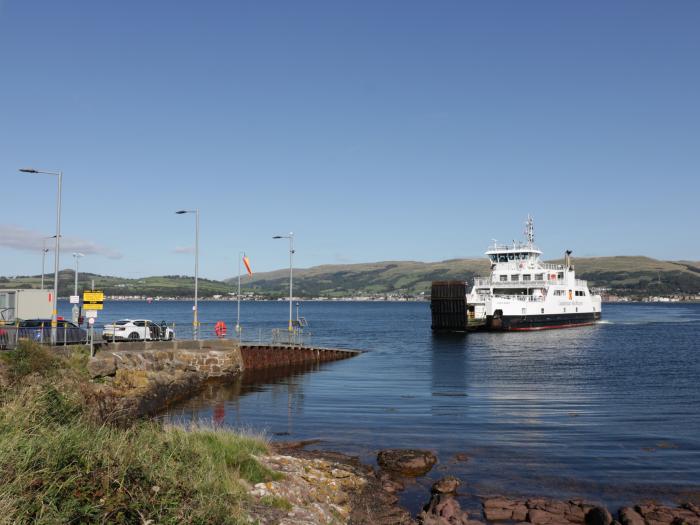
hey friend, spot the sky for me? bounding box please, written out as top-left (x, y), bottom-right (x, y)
top-left (1, 1), bottom-right (698, 280)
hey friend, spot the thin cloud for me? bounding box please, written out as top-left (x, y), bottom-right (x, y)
top-left (173, 246), bottom-right (195, 254)
top-left (0, 224), bottom-right (122, 259)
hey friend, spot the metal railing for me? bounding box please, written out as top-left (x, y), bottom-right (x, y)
top-left (473, 277), bottom-right (588, 288)
top-left (539, 263), bottom-right (567, 271)
top-left (0, 323), bottom-right (86, 350)
top-left (491, 295), bottom-right (545, 302)
top-left (1, 320), bottom-right (313, 350)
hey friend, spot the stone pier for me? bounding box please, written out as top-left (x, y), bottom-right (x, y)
top-left (83, 340), bottom-right (360, 420)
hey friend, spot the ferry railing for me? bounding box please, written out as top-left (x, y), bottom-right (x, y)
top-left (474, 278), bottom-right (564, 287)
top-left (491, 295), bottom-right (546, 302)
top-left (539, 263), bottom-right (567, 271)
top-left (474, 277), bottom-right (588, 288)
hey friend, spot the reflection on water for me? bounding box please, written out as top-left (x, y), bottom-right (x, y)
top-left (168, 362), bottom-right (321, 433)
top-left (161, 302), bottom-right (700, 512)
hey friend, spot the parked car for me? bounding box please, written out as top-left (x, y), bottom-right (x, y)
top-left (16, 319), bottom-right (87, 345)
top-left (102, 319), bottom-right (174, 342)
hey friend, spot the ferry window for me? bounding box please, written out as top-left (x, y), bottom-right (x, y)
top-left (511, 274), bottom-right (519, 281)
top-left (557, 272), bottom-right (564, 279)
top-left (523, 274), bottom-right (531, 281)
top-left (541, 308), bottom-right (544, 314)
top-left (535, 273), bottom-right (543, 280)
top-left (499, 255), bottom-right (508, 262)
top-left (490, 255), bottom-right (497, 263)
top-left (508, 253), bottom-right (514, 261)
top-left (500, 275), bottom-right (507, 282)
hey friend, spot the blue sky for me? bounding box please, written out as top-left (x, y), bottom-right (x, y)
top-left (1, 1), bottom-right (698, 280)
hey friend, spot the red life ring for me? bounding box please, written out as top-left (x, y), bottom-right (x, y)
top-left (214, 321), bottom-right (227, 338)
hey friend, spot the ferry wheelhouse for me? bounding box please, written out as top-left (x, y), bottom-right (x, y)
top-left (467, 216), bottom-right (602, 331)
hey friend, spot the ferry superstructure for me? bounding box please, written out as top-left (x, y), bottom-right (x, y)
top-left (466, 216), bottom-right (602, 331)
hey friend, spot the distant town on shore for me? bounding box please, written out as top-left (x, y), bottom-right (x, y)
top-left (2, 255), bottom-right (699, 303)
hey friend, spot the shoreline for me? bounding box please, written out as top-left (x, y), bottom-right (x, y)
top-left (254, 441), bottom-right (700, 525)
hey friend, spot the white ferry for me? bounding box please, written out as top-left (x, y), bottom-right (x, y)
top-left (466, 216), bottom-right (602, 331)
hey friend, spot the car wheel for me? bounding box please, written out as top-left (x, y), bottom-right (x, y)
top-left (128, 332), bottom-right (140, 341)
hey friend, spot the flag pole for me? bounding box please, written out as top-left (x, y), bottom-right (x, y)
top-left (236, 251), bottom-right (242, 336)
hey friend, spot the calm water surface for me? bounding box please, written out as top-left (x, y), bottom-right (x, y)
top-left (62, 300), bottom-right (700, 511)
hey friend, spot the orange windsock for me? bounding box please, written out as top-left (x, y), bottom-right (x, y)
top-left (243, 255), bottom-right (253, 277)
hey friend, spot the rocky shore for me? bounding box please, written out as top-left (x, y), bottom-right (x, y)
top-left (246, 444), bottom-right (700, 525)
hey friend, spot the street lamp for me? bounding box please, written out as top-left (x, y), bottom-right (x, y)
top-left (273, 232), bottom-right (294, 331)
top-left (41, 235), bottom-right (60, 291)
top-left (72, 253), bottom-right (85, 323)
top-left (21, 168), bottom-right (62, 344)
top-left (176, 209), bottom-right (199, 339)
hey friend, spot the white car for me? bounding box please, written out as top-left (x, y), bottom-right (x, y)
top-left (102, 319), bottom-right (174, 342)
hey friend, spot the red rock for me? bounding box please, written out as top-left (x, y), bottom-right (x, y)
top-left (682, 503), bottom-right (700, 517)
top-left (432, 476), bottom-right (461, 495)
top-left (512, 505), bottom-right (528, 522)
top-left (418, 493), bottom-right (471, 525)
top-left (619, 507), bottom-right (645, 525)
top-left (585, 506), bottom-right (613, 525)
top-left (483, 506), bottom-right (513, 521)
top-left (528, 508), bottom-right (577, 524)
top-left (484, 497), bottom-right (517, 510)
top-left (377, 449), bottom-right (438, 477)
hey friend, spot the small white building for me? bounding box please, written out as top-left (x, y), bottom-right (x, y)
top-left (0, 289), bottom-right (53, 323)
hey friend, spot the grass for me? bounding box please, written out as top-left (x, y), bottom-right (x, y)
top-left (0, 341), bottom-right (280, 524)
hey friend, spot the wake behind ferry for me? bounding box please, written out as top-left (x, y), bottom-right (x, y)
top-left (431, 216), bottom-right (602, 332)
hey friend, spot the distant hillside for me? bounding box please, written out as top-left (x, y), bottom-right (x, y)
top-left (230, 259), bottom-right (490, 298)
top-left (0, 270), bottom-right (233, 298)
top-left (230, 256), bottom-right (700, 298)
top-left (2, 256), bottom-right (699, 299)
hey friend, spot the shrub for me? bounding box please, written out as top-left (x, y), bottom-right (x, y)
top-left (0, 342), bottom-right (277, 524)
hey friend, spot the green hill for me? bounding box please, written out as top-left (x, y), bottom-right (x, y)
top-left (2, 256), bottom-right (699, 299)
top-left (0, 271), bottom-right (233, 299)
top-left (231, 256), bottom-right (700, 298)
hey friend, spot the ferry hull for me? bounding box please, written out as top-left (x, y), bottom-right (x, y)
top-left (486, 312), bottom-right (601, 331)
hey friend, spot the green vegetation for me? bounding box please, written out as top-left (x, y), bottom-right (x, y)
top-left (0, 270), bottom-right (234, 299)
top-left (2, 256), bottom-right (699, 299)
top-left (239, 256), bottom-right (700, 298)
top-left (0, 342), bottom-right (280, 524)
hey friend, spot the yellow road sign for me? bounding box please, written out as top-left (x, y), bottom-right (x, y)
top-left (83, 291), bottom-right (104, 303)
top-left (83, 302), bottom-right (103, 311)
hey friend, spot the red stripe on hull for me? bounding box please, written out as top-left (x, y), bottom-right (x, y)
top-left (506, 321), bottom-right (598, 331)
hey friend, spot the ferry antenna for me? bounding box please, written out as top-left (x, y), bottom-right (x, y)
top-left (524, 214), bottom-right (535, 246)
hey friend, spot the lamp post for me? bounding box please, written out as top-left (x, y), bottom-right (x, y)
top-left (41, 239), bottom-right (49, 290)
top-left (236, 251), bottom-right (243, 336)
top-left (176, 209), bottom-right (199, 339)
top-left (273, 232), bottom-right (294, 331)
top-left (21, 168), bottom-right (62, 344)
top-left (72, 253), bottom-right (84, 323)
